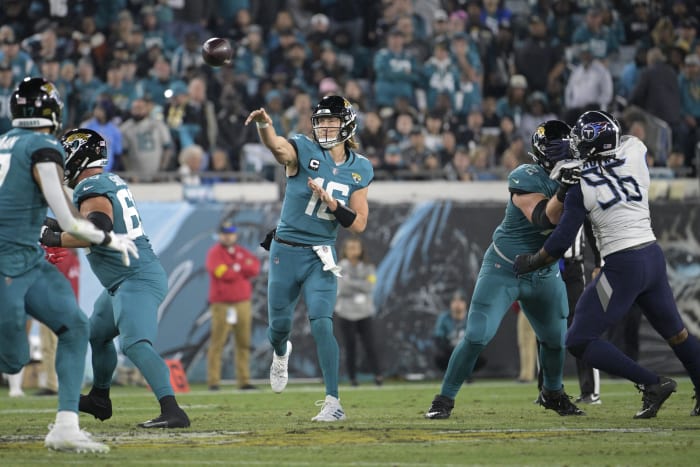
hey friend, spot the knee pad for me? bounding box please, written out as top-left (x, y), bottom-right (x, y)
top-left (464, 310), bottom-right (490, 346)
top-left (268, 316), bottom-right (292, 336)
top-left (310, 317), bottom-right (333, 339)
top-left (568, 342), bottom-right (589, 359)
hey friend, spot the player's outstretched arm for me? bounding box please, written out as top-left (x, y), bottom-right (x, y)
top-left (244, 107), bottom-right (298, 170)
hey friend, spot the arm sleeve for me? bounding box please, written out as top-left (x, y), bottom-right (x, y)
top-left (542, 184), bottom-right (586, 258)
top-left (34, 161), bottom-right (107, 245)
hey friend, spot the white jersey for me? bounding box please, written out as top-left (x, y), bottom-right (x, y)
top-left (580, 135), bottom-right (656, 258)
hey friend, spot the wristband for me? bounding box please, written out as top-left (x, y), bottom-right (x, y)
top-left (556, 185), bottom-right (568, 203)
top-left (332, 203), bottom-right (357, 228)
top-left (100, 232), bottom-right (111, 246)
top-left (256, 121), bottom-right (269, 129)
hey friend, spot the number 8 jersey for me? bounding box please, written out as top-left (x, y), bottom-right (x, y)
top-left (580, 135), bottom-right (656, 257)
top-left (73, 172), bottom-right (159, 289)
top-left (276, 134), bottom-right (374, 245)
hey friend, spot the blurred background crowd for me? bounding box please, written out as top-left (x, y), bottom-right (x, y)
top-left (1, 0), bottom-right (699, 182)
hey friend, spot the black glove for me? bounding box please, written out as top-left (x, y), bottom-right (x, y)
top-left (513, 250), bottom-right (551, 277)
top-left (40, 225), bottom-right (62, 247)
top-left (260, 228), bottom-right (276, 251)
top-left (44, 217), bottom-right (62, 232)
top-left (558, 164), bottom-right (582, 187)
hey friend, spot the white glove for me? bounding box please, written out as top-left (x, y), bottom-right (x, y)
top-left (550, 159), bottom-right (583, 185)
top-left (104, 232), bottom-right (139, 267)
top-left (312, 245), bottom-right (342, 277)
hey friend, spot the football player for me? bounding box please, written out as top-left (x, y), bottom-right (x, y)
top-left (245, 95), bottom-right (373, 421)
top-left (514, 110), bottom-right (700, 418)
top-left (0, 77), bottom-right (138, 453)
top-left (40, 128), bottom-right (190, 429)
top-left (425, 120), bottom-right (584, 419)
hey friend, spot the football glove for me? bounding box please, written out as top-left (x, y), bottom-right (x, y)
top-left (42, 246), bottom-right (68, 265)
top-left (44, 217), bottom-right (62, 232)
top-left (40, 224), bottom-right (63, 247)
top-left (103, 233), bottom-right (139, 267)
top-left (550, 159), bottom-right (583, 186)
top-left (513, 250), bottom-right (554, 277)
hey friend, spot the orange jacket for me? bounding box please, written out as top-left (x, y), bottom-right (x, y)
top-left (206, 243), bottom-right (260, 303)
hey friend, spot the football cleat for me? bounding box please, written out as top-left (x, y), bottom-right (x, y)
top-left (45, 423), bottom-right (109, 453)
top-left (424, 394), bottom-right (455, 419)
top-left (311, 395), bottom-right (346, 422)
top-left (79, 394), bottom-right (112, 421)
top-left (575, 393), bottom-right (601, 405)
top-left (138, 407), bottom-right (190, 428)
top-left (537, 388), bottom-right (585, 416)
top-left (691, 389), bottom-right (700, 416)
top-left (634, 376), bottom-right (677, 419)
top-left (270, 341), bottom-right (292, 393)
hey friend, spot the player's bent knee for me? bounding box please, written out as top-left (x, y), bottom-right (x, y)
top-left (667, 328), bottom-right (688, 346)
top-left (269, 317), bottom-right (292, 335)
top-left (567, 342), bottom-right (589, 359)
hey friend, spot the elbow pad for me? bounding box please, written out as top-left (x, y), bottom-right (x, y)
top-left (531, 199), bottom-right (556, 229)
top-left (332, 203), bottom-right (357, 228)
top-left (87, 211), bottom-right (114, 232)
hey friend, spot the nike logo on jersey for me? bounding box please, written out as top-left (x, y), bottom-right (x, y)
top-left (82, 185), bottom-right (93, 191)
top-left (512, 178), bottom-right (520, 184)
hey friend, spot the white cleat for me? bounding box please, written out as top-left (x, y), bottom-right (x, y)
top-left (311, 395), bottom-right (346, 422)
top-left (45, 423), bottom-right (110, 453)
top-left (270, 341), bottom-right (292, 393)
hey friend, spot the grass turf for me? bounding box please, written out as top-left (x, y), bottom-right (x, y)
top-left (1, 378), bottom-right (698, 466)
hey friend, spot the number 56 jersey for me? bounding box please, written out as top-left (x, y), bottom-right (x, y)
top-left (580, 135), bottom-right (656, 258)
top-left (73, 172), bottom-right (159, 289)
top-left (276, 134), bottom-right (374, 245)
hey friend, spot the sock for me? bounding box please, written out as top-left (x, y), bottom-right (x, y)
top-left (310, 318), bottom-right (339, 399)
top-left (91, 339), bottom-right (118, 390)
top-left (8, 368), bottom-right (24, 394)
top-left (90, 386), bottom-right (110, 399)
top-left (539, 342), bottom-right (565, 392)
top-left (124, 341), bottom-right (174, 400)
top-left (440, 340), bottom-right (484, 399)
top-left (267, 320), bottom-right (292, 356)
top-left (159, 395), bottom-right (180, 414)
top-left (55, 410), bottom-right (79, 426)
top-left (582, 339), bottom-right (657, 385)
top-left (671, 334), bottom-right (700, 389)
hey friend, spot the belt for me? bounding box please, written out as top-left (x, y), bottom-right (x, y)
top-left (273, 233), bottom-right (313, 248)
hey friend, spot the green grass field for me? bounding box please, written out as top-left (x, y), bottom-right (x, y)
top-left (1, 377), bottom-right (698, 466)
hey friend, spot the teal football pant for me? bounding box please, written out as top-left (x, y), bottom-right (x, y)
top-left (441, 246), bottom-right (568, 398)
top-left (267, 240), bottom-right (340, 398)
top-left (0, 261), bottom-right (88, 412)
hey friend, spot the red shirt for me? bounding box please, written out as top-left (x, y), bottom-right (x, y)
top-left (206, 243), bottom-right (260, 303)
top-left (56, 249), bottom-right (80, 298)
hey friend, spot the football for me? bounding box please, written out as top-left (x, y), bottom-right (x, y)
top-left (201, 37), bottom-right (233, 67)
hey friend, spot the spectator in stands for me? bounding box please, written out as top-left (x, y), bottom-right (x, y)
top-left (0, 62), bottom-right (15, 134)
top-left (482, 19), bottom-right (514, 99)
top-left (625, 0), bottom-right (655, 48)
top-left (140, 5), bottom-right (178, 56)
top-left (629, 47), bottom-right (683, 165)
top-left (465, 2), bottom-right (494, 58)
top-left (358, 111), bottom-right (388, 157)
top-left (549, 0), bottom-right (577, 46)
top-left (519, 91), bottom-right (557, 143)
top-left (432, 9), bottom-right (451, 41)
top-left (395, 13), bottom-right (430, 63)
top-left (380, 143), bottom-right (407, 179)
top-left (564, 44), bottom-right (613, 122)
top-left (680, 53), bottom-right (700, 175)
top-left (496, 74), bottom-right (528, 128)
top-left (480, 0), bottom-right (512, 37)
top-left (171, 31), bottom-right (205, 79)
top-left (572, 6), bottom-right (619, 62)
top-left (387, 111), bottom-right (416, 152)
top-left (600, 1), bottom-right (626, 46)
top-left (619, 45), bottom-right (648, 99)
top-left (373, 28), bottom-right (420, 110)
top-left (444, 144), bottom-right (473, 181)
top-left (330, 27), bottom-right (371, 80)
top-left (186, 76), bottom-right (218, 155)
top-left (0, 26), bottom-right (39, 80)
top-left (311, 43), bottom-right (349, 91)
top-left (469, 144), bottom-right (498, 181)
top-left (306, 14), bottom-right (333, 61)
top-left (423, 38), bottom-right (460, 112)
top-left (40, 57), bottom-right (73, 129)
top-left (120, 97), bottom-right (174, 178)
top-left (450, 32), bottom-right (483, 90)
top-left (83, 98), bottom-right (123, 172)
top-left (650, 16), bottom-right (675, 55)
top-left (233, 24), bottom-right (268, 99)
top-left (139, 55), bottom-right (180, 109)
top-left (96, 60), bottom-right (136, 115)
top-left (404, 126), bottom-right (440, 179)
top-left (515, 14), bottom-right (565, 98)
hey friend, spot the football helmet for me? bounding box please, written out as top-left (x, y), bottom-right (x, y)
top-left (61, 128), bottom-right (108, 188)
top-left (529, 120), bottom-right (573, 173)
top-left (311, 95), bottom-right (357, 149)
top-left (571, 110), bottom-right (621, 159)
top-left (10, 77), bottom-right (63, 133)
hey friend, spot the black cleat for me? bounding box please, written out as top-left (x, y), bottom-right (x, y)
top-left (691, 389), bottom-right (700, 416)
top-left (424, 394), bottom-right (455, 419)
top-left (634, 376), bottom-right (677, 419)
top-left (138, 407), bottom-right (190, 428)
top-left (537, 388), bottom-right (585, 416)
top-left (575, 393), bottom-right (601, 405)
top-left (79, 393), bottom-right (112, 421)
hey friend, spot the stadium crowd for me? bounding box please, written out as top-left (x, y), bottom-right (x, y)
top-left (1, 0), bottom-right (699, 182)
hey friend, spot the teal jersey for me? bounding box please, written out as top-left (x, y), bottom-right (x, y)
top-left (73, 173), bottom-right (159, 289)
top-left (276, 135), bottom-right (374, 245)
top-left (0, 128), bottom-right (65, 276)
top-left (492, 164), bottom-right (560, 260)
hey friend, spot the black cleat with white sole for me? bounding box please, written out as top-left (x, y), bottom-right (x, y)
top-left (138, 407), bottom-right (191, 428)
top-left (425, 394), bottom-right (455, 419)
top-left (634, 376), bottom-right (677, 419)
